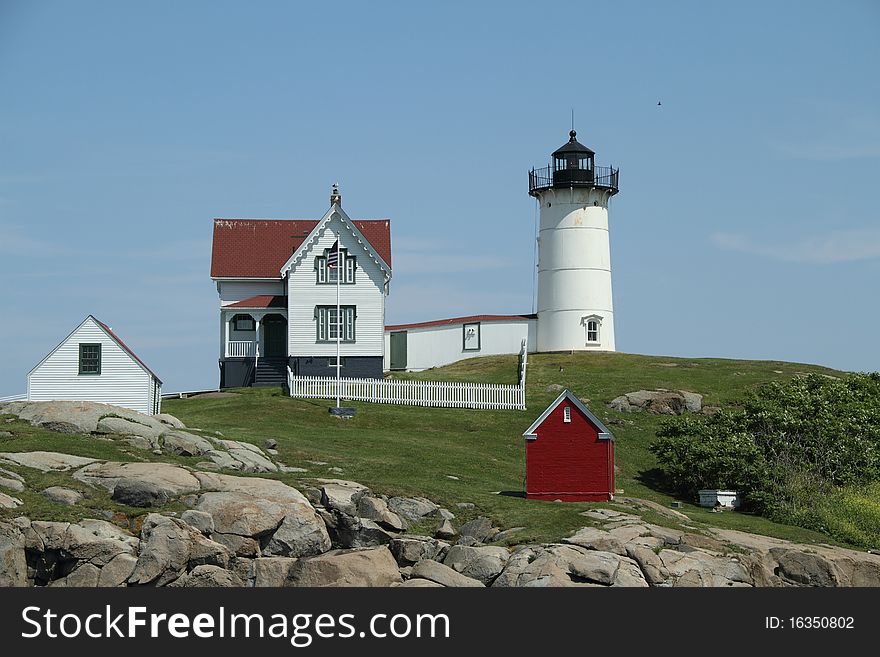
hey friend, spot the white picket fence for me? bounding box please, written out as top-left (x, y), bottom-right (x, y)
top-left (288, 338), bottom-right (529, 411)
top-left (288, 373), bottom-right (525, 410)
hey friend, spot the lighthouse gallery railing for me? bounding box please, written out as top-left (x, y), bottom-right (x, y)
top-left (528, 164), bottom-right (619, 195)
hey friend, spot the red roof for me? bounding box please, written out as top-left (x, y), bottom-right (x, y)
top-left (211, 218), bottom-right (392, 278)
top-left (226, 295), bottom-right (287, 309)
top-left (93, 317), bottom-right (162, 384)
top-left (385, 314), bottom-right (536, 331)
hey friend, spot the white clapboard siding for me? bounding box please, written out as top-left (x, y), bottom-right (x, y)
top-left (27, 317), bottom-right (158, 415)
top-left (289, 373), bottom-right (526, 411)
top-left (287, 217), bottom-right (386, 357)
top-left (148, 378), bottom-right (162, 415)
top-left (384, 318), bottom-right (537, 371)
top-left (218, 280), bottom-right (285, 305)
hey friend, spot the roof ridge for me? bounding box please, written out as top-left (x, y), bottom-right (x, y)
top-left (91, 316), bottom-right (162, 384)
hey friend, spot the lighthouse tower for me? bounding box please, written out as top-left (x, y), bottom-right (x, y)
top-left (528, 131), bottom-right (620, 352)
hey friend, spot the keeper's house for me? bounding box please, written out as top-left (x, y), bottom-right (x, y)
top-left (523, 389), bottom-right (615, 502)
top-left (27, 315), bottom-right (163, 415)
top-left (210, 186), bottom-right (392, 388)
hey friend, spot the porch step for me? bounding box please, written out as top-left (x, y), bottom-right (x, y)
top-left (254, 358), bottom-right (287, 387)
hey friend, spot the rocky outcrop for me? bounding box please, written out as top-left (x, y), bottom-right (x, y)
top-left (410, 559), bottom-right (484, 587)
top-left (0, 491), bottom-right (23, 508)
top-left (608, 389), bottom-right (704, 414)
top-left (390, 536), bottom-right (450, 566)
top-left (286, 547), bottom-right (402, 587)
top-left (128, 514), bottom-right (230, 586)
top-left (41, 487), bottom-right (85, 506)
top-left (1, 401), bottom-right (281, 473)
top-left (0, 467), bottom-right (25, 493)
top-left (442, 545), bottom-right (510, 585)
top-left (3, 421), bottom-right (880, 589)
top-left (0, 451), bottom-right (99, 472)
top-left (74, 462), bottom-right (201, 500)
top-left (458, 516), bottom-right (499, 543)
top-left (0, 522), bottom-right (28, 586)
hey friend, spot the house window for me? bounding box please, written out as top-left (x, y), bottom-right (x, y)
top-left (79, 343), bottom-right (101, 375)
top-left (316, 305), bottom-right (356, 342)
top-left (328, 357), bottom-right (346, 367)
top-left (233, 315), bottom-right (255, 331)
top-left (463, 322), bottom-right (480, 351)
top-left (563, 406), bottom-right (571, 423)
top-left (316, 249), bottom-right (355, 284)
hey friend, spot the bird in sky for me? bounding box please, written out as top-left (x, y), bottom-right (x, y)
top-left (657, 100), bottom-right (662, 106)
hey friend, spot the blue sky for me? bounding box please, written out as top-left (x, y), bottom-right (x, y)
top-left (1, 0), bottom-right (878, 395)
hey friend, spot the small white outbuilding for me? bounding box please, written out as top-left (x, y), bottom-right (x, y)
top-left (27, 315), bottom-right (162, 415)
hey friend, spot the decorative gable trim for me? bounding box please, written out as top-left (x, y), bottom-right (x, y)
top-left (522, 389), bottom-right (614, 440)
top-left (27, 315), bottom-right (162, 384)
top-left (279, 205), bottom-right (392, 279)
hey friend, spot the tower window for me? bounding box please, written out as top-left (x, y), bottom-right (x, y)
top-left (584, 316), bottom-right (601, 344)
top-left (563, 406), bottom-right (571, 423)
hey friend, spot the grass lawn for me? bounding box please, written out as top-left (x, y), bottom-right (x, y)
top-left (151, 350), bottom-right (846, 546)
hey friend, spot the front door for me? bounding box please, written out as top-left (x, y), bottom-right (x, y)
top-left (390, 331), bottom-right (407, 370)
top-left (263, 319), bottom-right (286, 358)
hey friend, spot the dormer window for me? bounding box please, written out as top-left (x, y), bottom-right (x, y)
top-left (316, 248), bottom-right (356, 285)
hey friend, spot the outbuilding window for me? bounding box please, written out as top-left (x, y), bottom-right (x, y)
top-left (563, 406), bottom-right (571, 423)
top-left (78, 343), bottom-right (101, 375)
top-left (463, 322), bottom-right (481, 351)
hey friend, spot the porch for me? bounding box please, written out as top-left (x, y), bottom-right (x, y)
top-left (222, 310), bottom-right (288, 360)
top-left (220, 298), bottom-right (288, 388)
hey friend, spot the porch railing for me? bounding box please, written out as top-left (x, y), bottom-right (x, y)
top-left (226, 341), bottom-right (256, 357)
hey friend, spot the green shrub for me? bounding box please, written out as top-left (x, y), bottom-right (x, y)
top-left (652, 372), bottom-right (880, 524)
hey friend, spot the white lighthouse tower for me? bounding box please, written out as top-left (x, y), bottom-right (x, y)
top-left (529, 130), bottom-right (620, 352)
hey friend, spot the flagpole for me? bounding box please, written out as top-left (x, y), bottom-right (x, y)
top-left (335, 230), bottom-right (341, 408)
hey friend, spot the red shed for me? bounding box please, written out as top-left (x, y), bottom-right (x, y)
top-left (523, 389), bottom-right (615, 502)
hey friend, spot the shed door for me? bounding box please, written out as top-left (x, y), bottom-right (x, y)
top-left (390, 331), bottom-right (407, 370)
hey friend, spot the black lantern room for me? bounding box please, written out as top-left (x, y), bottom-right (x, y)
top-left (529, 130), bottom-right (619, 197)
top-left (553, 130), bottom-right (595, 185)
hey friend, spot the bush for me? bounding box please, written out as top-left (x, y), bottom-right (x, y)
top-left (800, 483), bottom-right (880, 550)
top-left (652, 372), bottom-right (880, 522)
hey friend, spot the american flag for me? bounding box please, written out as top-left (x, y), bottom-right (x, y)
top-left (327, 239), bottom-right (339, 268)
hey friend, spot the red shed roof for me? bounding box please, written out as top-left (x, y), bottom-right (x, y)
top-left (225, 295), bottom-right (287, 309)
top-left (386, 313), bottom-right (536, 331)
top-left (211, 218), bottom-right (392, 278)
top-left (93, 317), bottom-right (162, 384)
top-left (523, 389), bottom-right (613, 440)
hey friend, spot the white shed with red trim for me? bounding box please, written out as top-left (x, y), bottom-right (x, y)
top-left (27, 315), bottom-right (163, 415)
